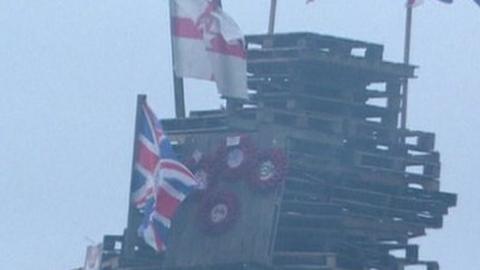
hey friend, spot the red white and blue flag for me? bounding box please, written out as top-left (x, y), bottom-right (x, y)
top-left (171, 0), bottom-right (247, 99)
top-left (132, 99), bottom-right (200, 252)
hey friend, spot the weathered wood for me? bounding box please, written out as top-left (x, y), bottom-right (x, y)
top-left (273, 252), bottom-right (337, 267)
top-left (283, 176), bottom-right (452, 215)
top-left (163, 131), bottom-right (285, 268)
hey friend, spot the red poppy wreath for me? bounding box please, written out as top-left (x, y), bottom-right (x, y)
top-left (198, 190), bottom-right (239, 235)
top-left (250, 148), bottom-right (287, 191)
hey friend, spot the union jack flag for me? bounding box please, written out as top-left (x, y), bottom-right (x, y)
top-left (132, 98), bottom-right (199, 252)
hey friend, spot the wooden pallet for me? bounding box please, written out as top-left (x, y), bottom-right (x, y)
top-left (116, 32), bottom-right (455, 270)
top-left (247, 32), bottom-right (385, 61)
top-left (246, 33), bottom-right (414, 80)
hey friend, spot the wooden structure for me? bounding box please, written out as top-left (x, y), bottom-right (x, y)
top-left (103, 32), bottom-right (456, 270)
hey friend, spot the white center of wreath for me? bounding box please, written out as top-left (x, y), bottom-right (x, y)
top-left (227, 148), bottom-right (244, 168)
top-left (210, 203), bottom-right (229, 223)
top-left (259, 160), bottom-right (275, 181)
top-left (194, 169), bottom-right (208, 189)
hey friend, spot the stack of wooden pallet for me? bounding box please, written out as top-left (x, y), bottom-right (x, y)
top-left (240, 32), bottom-right (456, 270)
top-left (122, 32), bottom-right (457, 270)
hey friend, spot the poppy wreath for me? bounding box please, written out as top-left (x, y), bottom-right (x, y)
top-left (250, 148), bottom-right (287, 191)
top-left (198, 190), bottom-right (239, 235)
top-left (184, 151), bottom-right (218, 191)
top-left (214, 135), bottom-right (257, 181)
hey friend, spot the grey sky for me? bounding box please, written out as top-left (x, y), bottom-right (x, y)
top-left (0, 1), bottom-right (478, 269)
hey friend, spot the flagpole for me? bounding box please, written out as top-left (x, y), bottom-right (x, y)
top-left (401, 5), bottom-right (413, 131)
top-left (123, 94), bottom-right (147, 260)
top-left (169, 0), bottom-right (186, 118)
top-left (217, 0), bottom-right (244, 111)
top-left (268, 0), bottom-right (277, 34)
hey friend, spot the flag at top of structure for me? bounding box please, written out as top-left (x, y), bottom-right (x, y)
top-left (170, 0), bottom-right (248, 100)
top-left (406, 0), bottom-right (425, 7)
top-left (132, 97), bottom-right (201, 252)
top-left (407, 0), bottom-right (453, 7)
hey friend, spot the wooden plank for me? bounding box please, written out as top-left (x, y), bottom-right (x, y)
top-left (278, 210), bottom-right (425, 239)
top-left (281, 182), bottom-right (448, 229)
top-left (258, 95), bottom-right (395, 122)
top-left (276, 226), bottom-right (408, 244)
top-left (195, 109), bottom-right (435, 159)
top-left (247, 54), bottom-right (414, 80)
top-left (275, 265), bottom-right (336, 270)
top-left (273, 252), bottom-right (337, 267)
top-left (224, 110), bottom-right (434, 159)
top-left (256, 108), bottom-right (344, 134)
top-left (280, 201), bottom-right (343, 216)
top-left (162, 116), bottom-right (229, 134)
top-left (163, 131), bottom-right (284, 268)
top-left (331, 199), bottom-right (443, 228)
top-left (284, 175), bottom-right (451, 214)
top-left (246, 32), bottom-right (383, 56)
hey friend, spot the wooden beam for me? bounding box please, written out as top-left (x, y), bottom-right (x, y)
top-left (169, 0), bottom-right (186, 118)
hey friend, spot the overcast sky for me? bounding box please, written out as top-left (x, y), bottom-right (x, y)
top-left (1, 1), bottom-right (479, 270)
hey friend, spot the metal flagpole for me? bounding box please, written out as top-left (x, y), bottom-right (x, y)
top-left (401, 5), bottom-right (413, 131)
top-left (218, 0), bottom-right (241, 112)
top-left (169, 0), bottom-right (186, 118)
top-left (218, 0), bottom-right (235, 111)
top-left (268, 0), bottom-right (277, 34)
